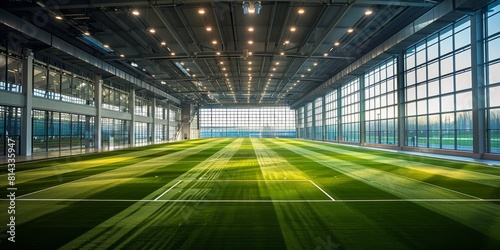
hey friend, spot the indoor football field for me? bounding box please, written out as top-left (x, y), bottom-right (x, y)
top-left (1, 138), bottom-right (499, 249)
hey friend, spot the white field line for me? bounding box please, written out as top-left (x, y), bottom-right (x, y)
top-left (309, 180), bottom-right (336, 201)
top-left (17, 169), bottom-right (116, 199)
top-left (153, 180), bottom-right (183, 201)
top-left (410, 178), bottom-right (484, 200)
top-left (275, 140), bottom-right (485, 201)
top-left (188, 179), bottom-right (310, 182)
top-left (3, 198), bottom-right (499, 203)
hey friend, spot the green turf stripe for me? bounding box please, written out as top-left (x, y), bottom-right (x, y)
top-left (0, 138), bottom-right (218, 173)
top-left (298, 139), bottom-right (500, 176)
top-left (273, 139), bottom-right (500, 242)
top-left (259, 138), bottom-right (499, 249)
top-left (61, 139), bottom-right (287, 249)
top-left (253, 138), bottom-right (396, 249)
top-left (285, 140), bottom-right (500, 199)
top-left (2, 139), bottom-right (233, 249)
top-left (0, 139), bottom-right (221, 197)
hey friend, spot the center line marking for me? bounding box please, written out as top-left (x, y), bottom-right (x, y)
top-left (309, 180), bottom-right (335, 201)
top-left (154, 180), bottom-right (183, 201)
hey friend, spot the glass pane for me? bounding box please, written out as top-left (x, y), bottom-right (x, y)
top-left (441, 95), bottom-right (455, 112)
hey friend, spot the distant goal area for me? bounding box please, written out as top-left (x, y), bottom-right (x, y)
top-left (199, 107), bottom-right (296, 138)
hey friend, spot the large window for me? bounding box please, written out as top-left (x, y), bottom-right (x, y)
top-left (314, 97), bottom-right (323, 140)
top-left (486, 1), bottom-right (500, 153)
top-left (200, 107), bottom-right (296, 138)
top-left (0, 52), bottom-right (22, 93)
top-left (33, 62), bottom-right (95, 105)
top-left (102, 118), bottom-right (129, 148)
top-left (341, 78), bottom-right (360, 142)
top-left (32, 110), bottom-right (94, 152)
top-left (325, 90), bottom-right (338, 141)
top-left (404, 17), bottom-right (472, 150)
top-left (102, 82), bottom-right (129, 112)
top-left (296, 107), bottom-right (305, 138)
top-left (0, 106), bottom-right (21, 156)
top-left (364, 57), bottom-right (398, 145)
top-left (135, 97), bottom-right (151, 117)
top-left (135, 122), bottom-right (149, 145)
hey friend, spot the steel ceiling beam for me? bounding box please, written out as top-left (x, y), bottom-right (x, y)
top-left (7, 0), bottom-right (438, 10)
top-left (276, 3), bottom-right (352, 98)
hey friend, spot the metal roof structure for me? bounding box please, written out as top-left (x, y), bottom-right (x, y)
top-left (2, 0), bottom-right (489, 108)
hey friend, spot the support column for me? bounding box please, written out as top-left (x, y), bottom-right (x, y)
top-left (471, 11), bottom-right (486, 157)
top-left (397, 53), bottom-right (406, 149)
top-left (20, 49), bottom-right (33, 156)
top-left (337, 89), bottom-right (342, 142)
top-left (129, 89), bottom-right (135, 146)
top-left (312, 101), bottom-right (316, 140)
top-left (181, 102), bottom-right (191, 140)
top-left (322, 96), bottom-right (326, 140)
top-left (166, 102), bottom-right (170, 140)
top-left (359, 76), bottom-right (366, 145)
top-left (151, 98), bottom-right (156, 143)
top-left (295, 109), bottom-right (299, 138)
top-left (163, 103), bottom-right (167, 140)
top-left (93, 75), bottom-right (102, 148)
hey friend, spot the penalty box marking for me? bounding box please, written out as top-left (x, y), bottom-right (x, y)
top-left (308, 180), bottom-right (336, 201)
top-left (154, 180), bottom-right (183, 201)
top-left (153, 179), bottom-right (336, 202)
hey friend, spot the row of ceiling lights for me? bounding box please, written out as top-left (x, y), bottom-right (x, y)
top-left (57, 6), bottom-right (372, 104)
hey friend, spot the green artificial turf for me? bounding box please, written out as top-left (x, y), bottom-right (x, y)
top-left (0, 138), bottom-right (499, 249)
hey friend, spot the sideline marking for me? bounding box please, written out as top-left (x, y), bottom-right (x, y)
top-left (309, 180), bottom-right (336, 201)
top-left (154, 180), bottom-right (183, 201)
top-left (3, 198), bottom-right (498, 203)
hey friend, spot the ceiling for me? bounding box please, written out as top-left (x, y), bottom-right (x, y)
top-left (0, 0), bottom-right (443, 107)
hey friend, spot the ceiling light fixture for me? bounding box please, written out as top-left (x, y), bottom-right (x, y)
top-left (161, 41), bottom-right (166, 46)
top-left (248, 27), bottom-right (254, 32)
top-left (243, 1), bottom-right (261, 14)
top-left (365, 10), bottom-right (373, 15)
top-left (84, 31), bottom-right (90, 36)
top-left (298, 9), bottom-right (305, 14)
top-left (149, 28), bottom-right (156, 33)
top-left (55, 15), bottom-right (63, 20)
top-left (290, 27), bottom-right (296, 32)
top-left (347, 28), bottom-right (354, 33)
top-left (206, 27), bottom-right (212, 31)
top-left (199, 9), bottom-right (205, 14)
top-left (132, 9), bottom-right (140, 16)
